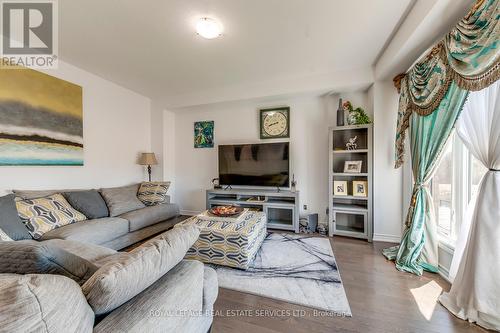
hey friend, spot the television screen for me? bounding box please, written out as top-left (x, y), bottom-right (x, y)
top-left (218, 142), bottom-right (289, 187)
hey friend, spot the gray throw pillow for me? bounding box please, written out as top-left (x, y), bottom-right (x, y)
top-left (0, 240), bottom-right (98, 285)
top-left (0, 194), bottom-right (31, 240)
top-left (82, 225), bottom-right (200, 314)
top-left (64, 190), bottom-right (109, 219)
top-left (0, 274), bottom-right (94, 333)
top-left (100, 184), bottom-right (145, 217)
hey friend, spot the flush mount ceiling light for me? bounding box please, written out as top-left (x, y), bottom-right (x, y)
top-left (196, 17), bottom-right (223, 39)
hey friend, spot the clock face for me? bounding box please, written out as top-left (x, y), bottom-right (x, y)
top-left (261, 108), bottom-right (289, 138)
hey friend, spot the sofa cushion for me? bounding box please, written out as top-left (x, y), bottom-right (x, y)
top-left (100, 184), bottom-right (145, 217)
top-left (137, 181), bottom-right (171, 206)
top-left (94, 260), bottom-right (206, 333)
top-left (44, 239), bottom-right (117, 263)
top-left (120, 203), bottom-right (180, 232)
top-left (0, 274), bottom-right (94, 333)
top-left (16, 194), bottom-right (87, 239)
top-left (0, 194), bottom-right (31, 240)
top-left (0, 240), bottom-right (98, 285)
top-left (40, 217), bottom-right (129, 245)
top-left (82, 225), bottom-right (200, 314)
top-left (63, 189), bottom-right (109, 219)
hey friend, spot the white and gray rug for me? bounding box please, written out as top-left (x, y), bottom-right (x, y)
top-left (212, 233), bottom-right (352, 316)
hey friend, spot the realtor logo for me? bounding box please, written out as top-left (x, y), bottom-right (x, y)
top-left (1, 1), bottom-right (58, 68)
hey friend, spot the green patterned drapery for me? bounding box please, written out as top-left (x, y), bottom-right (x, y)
top-left (395, 0), bottom-right (499, 168)
top-left (386, 0), bottom-right (499, 275)
top-left (384, 82), bottom-right (469, 275)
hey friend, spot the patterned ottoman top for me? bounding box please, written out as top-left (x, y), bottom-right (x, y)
top-left (178, 211), bottom-right (266, 235)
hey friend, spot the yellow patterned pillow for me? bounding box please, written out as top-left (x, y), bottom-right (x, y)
top-left (16, 194), bottom-right (87, 239)
top-left (0, 228), bottom-right (12, 241)
top-left (137, 182), bottom-right (171, 206)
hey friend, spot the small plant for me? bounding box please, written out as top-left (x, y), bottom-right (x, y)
top-left (342, 101), bottom-right (372, 125)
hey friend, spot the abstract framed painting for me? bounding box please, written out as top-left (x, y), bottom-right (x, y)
top-left (194, 121), bottom-right (214, 148)
top-left (0, 67), bottom-right (83, 166)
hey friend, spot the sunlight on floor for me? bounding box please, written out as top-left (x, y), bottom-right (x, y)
top-left (410, 280), bottom-right (443, 321)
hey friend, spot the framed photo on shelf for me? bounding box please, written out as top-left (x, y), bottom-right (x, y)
top-left (344, 160), bottom-right (362, 173)
top-left (333, 181), bottom-right (348, 196)
top-left (353, 181), bottom-right (368, 197)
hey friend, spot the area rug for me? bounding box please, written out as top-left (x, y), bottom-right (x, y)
top-left (212, 233), bottom-right (352, 316)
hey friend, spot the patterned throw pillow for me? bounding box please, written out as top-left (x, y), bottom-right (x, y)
top-left (0, 228), bottom-right (12, 241)
top-left (137, 182), bottom-right (171, 206)
top-left (16, 194), bottom-right (87, 239)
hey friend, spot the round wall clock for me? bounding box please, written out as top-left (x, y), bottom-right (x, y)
top-left (260, 107), bottom-right (290, 139)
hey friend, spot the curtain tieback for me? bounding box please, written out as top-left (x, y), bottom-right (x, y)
top-left (489, 168), bottom-right (499, 172)
top-left (405, 182), bottom-right (431, 227)
top-left (409, 182), bottom-right (428, 209)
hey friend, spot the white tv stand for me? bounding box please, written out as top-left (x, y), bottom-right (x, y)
top-left (206, 188), bottom-right (299, 233)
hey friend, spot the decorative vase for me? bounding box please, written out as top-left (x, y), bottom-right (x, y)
top-left (336, 98), bottom-right (344, 126)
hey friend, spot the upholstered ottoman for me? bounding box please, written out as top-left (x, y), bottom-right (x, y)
top-left (177, 211), bottom-right (267, 269)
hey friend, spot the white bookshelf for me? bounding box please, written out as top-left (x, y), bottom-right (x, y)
top-left (328, 124), bottom-right (373, 241)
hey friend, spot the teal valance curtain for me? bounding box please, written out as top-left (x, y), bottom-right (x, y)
top-left (385, 0), bottom-right (499, 275)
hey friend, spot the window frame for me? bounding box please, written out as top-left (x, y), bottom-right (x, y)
top-left (434, 133), bottom-right (470, 247)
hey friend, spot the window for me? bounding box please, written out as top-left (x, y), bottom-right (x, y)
top-left (432, 142), bottom-right (453, 237)
top-left (431, 133), bottom-right (487, 244)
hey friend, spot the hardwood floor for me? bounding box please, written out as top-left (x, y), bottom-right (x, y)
top-left (212, 235), bottom-right (485, 333)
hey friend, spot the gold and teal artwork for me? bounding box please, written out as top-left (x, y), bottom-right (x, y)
top-left (194, 121), bottom-right (214, 148)
top-left (0, 66), bottom-right (83, 165)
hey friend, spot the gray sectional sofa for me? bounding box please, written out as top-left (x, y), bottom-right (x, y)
top-left (0, 184), bottom-right (219, 333)
top-left (12, 185), bottom-right (181, 250)
top-left (0, 227), bottom-right (217, 333)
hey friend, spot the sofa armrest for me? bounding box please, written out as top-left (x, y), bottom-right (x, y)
top-left (202, 266), bottom-right (218, 312)
top-left (94, 260), bottom-right (213, 333)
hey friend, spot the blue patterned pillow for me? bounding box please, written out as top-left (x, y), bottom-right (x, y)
top-left (16, 194), bottom-right (87, 239)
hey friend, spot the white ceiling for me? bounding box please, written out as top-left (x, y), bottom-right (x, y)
top-left (59, 0), bottom-right (413, 107)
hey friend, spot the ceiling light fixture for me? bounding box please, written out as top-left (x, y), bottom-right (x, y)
top-left (196, 17), bottom-right (223, 39)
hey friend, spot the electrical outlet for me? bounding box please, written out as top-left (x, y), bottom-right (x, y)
top-left (303, 204), bottom-right (307, 210)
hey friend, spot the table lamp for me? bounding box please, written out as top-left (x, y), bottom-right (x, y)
top-left (138, 153), bottom-right (157, 181)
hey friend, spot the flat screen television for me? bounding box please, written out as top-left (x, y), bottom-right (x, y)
top-left (218, 142), bottom-right (289, 187)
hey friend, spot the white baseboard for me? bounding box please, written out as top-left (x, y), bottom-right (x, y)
top-left (372, 233), bottom-right (401, 243)
top-left (180, 210), bottom-right (202, 216)
top-left (438, 264), bottom-right (452, 283)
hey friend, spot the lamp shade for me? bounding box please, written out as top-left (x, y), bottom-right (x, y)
top-left (138, 153), bottom-right (157, 166)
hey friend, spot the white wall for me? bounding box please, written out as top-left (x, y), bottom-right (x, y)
top-left (150, 101), bottom-right (165, 181)
top-left (163, 110), bottom-right (176, 200)
top-left (172, 92), bottom-right (371, 220)
top-left (372, 80), bottom-right (404, 242)
top-left (0, 61), bottom-right (152, 194)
